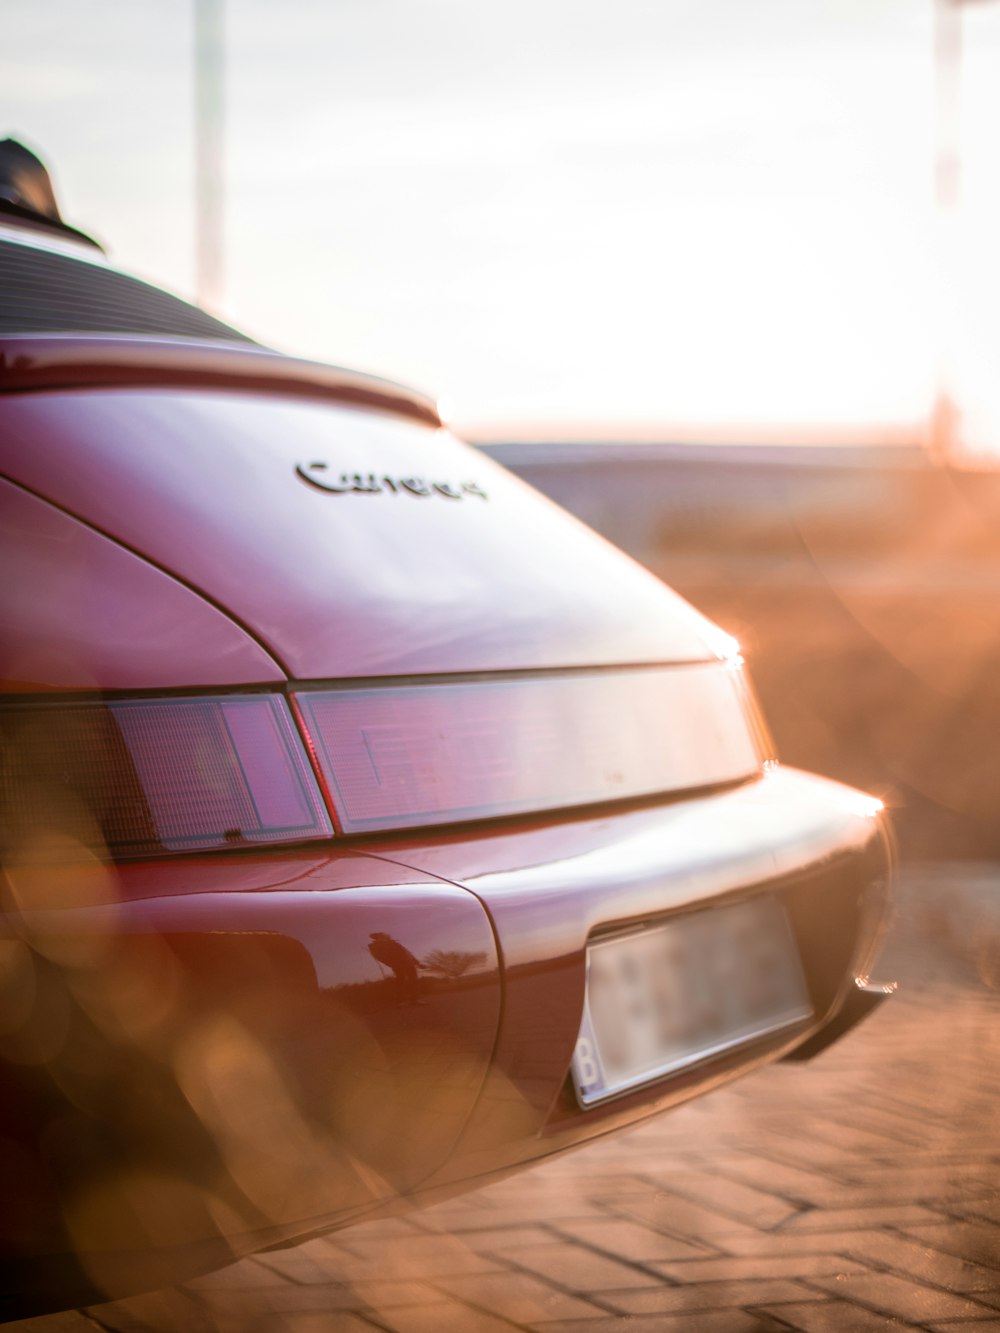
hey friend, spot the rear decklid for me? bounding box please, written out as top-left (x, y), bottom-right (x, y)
top-left (0, 335), bottom-right (725, 679)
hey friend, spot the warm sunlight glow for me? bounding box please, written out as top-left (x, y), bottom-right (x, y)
top-left (5, 1), bottom-right (1000, 443)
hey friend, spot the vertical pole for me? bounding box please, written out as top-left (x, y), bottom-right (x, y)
top-left (931, 0), bottom-right (960, 460)
top-left (195, 0), bottom-right (224, 310)
top-left (935, 0), bottom-right (962, 213)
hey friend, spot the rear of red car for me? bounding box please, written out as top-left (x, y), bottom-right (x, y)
top-left (0, 220), bottom-right (892, 1318)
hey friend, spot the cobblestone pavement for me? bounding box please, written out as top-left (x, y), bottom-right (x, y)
top-left (12, 865), bottom-right (1000, 1333)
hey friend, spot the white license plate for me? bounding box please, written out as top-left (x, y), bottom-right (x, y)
top-left (571, 895), bottom-right (812, 1107)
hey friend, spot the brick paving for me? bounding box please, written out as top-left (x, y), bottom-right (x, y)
top-left (11, 865), bottom-right (1000, 1332)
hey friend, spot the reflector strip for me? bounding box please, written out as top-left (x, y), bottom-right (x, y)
top-left (295, 663), bottom-right (761, 834)
top-left (0, 694), bottom-right (332, 858)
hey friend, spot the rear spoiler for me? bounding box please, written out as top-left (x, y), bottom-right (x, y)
top-left (0, 334), bottom-right (443, 429)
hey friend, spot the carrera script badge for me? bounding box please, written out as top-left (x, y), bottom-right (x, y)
top-left (296, 461), bottom-right (488, 500)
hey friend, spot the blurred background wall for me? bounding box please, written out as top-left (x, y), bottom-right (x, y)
top-left (485, 438), bottom-right (1000, 861)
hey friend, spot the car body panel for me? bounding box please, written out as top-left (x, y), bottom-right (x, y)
top-left (0, 384), bottom-right (728, 678)
top-left (0, 858), bottom-right (501, 1311)
top-left (0, 477), bottom-right (285, 690)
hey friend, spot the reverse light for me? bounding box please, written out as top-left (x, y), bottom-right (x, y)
top-left (0, 694), bottom-right (332, 858)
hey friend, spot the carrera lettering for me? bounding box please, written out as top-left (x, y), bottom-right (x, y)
top-left (296, 461), bottom-right (488, 500)
top-left (399, 477), bottom-right (432, 497)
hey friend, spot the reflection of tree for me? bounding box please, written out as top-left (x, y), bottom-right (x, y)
top-left (421, 949), bottom-right (488, 980)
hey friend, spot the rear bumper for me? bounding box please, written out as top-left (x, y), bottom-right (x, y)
top-left (374, 765), bottom-right (892, 1187)
top-left (0, 766), bottom-right (891, 1316)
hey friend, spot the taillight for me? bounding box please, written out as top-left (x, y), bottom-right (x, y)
top-left (0, 694), bottom-right (332, 859)
top-left (294, 663), bottom-right (761, 834)
top-left (1, 664), bottom-right (766, 858)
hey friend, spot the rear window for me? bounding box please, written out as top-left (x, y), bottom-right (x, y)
top-left (0, 238), bottom-right (252, 342)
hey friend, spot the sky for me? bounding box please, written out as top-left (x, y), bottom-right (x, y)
top-left (3, 0), bottom-right (1000, 442)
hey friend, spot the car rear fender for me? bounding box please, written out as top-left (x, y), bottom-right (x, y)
top-left (0, 852), bottom-right (501, 1301)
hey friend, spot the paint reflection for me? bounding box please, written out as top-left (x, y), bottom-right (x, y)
top-left (368, 931), bottom-right (423, 1006)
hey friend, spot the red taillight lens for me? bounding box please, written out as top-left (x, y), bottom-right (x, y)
top-left (294, 664), bottom-right (761, 834)
top-left (0, 694), bottom-right (332, 858)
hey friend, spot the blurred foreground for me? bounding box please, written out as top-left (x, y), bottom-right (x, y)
top-left (13, 865), bottom-right (1000, 1330)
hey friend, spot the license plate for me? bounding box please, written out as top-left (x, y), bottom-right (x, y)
top-left (571, 895), bottom-right (812, 1107)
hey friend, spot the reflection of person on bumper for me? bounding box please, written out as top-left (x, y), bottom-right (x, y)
top-left (368, 931), bottom-right (423, 1005)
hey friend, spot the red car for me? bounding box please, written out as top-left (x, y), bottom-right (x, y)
top-left (0, 148), bottom-right (893, 1319)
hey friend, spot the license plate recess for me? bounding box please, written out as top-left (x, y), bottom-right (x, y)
top-left (572, 895), bottom-right (812, 1107)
